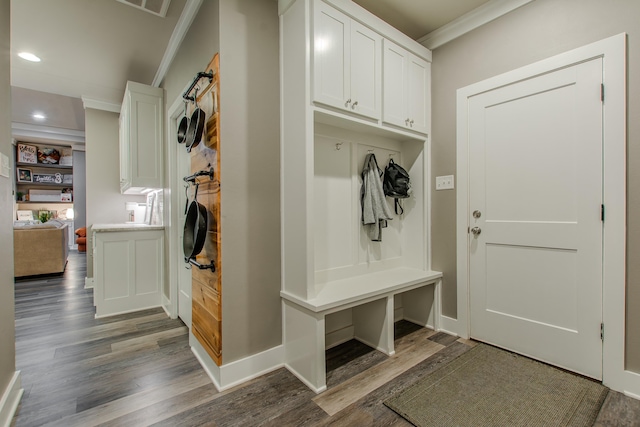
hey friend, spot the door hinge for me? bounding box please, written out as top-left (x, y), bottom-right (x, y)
top-left (601, 204), bottom-right (605, 222)
top-left (601, 84), bottom-right (605, 102)
top-left (601, 322), bottom-right (604, 341)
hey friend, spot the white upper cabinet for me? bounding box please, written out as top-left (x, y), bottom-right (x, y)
top-left (313, 1), bottom-right (381, 120)
top-left (119, 81), bottom-right (163, 194)
top-left (383, 39), bottom-right (430, 135)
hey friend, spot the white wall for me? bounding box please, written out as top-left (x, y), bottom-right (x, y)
top-left (218, 0), bottom-right (281, 363)
top-left (84, 108), bottom-right (145, 277)
top-left (430, 0), bottom-right (640, 371)
top-left (160, 0), bottom-right (282, 364)
top-left (0, 0), bottom-right (18, 416)
top-left (160, 0), bottom-right (219, 299)
top-left (72, 149), bottom-right (86, 231)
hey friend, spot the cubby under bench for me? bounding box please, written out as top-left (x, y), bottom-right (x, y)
top-left (281, 267), bottom-right (442, 393)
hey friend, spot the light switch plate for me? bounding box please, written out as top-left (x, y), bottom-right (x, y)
top-left (0, 152), bottom-right (9, 178)
top-left (436, 175), bottom-right (454, 190)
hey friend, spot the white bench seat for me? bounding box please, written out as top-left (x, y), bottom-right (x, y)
top-left (282, 268), bottom-right (443, 393)
top-left (281, 268), bottom-right (442, 313)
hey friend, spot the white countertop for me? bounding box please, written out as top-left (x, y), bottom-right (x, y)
top-left (92, 223), bottom-right (165, 232)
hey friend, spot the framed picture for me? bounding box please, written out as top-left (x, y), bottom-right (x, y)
top-left (61, 188), bottom-right (73, 202)
top-left (17, 168), bottom-right (32, 183)
top-left (33, 173), bottom-right (63, 184)
top-left (17, 143), bottom-right (37, 164)
top-left (37, 146), bottom-right (61, 164)
top-left (16, 210), bottom-right (33, 221)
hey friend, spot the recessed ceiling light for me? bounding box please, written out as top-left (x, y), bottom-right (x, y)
top-left (18, 52), bottom-right (41, 62)
top-left (32, 113), bottom-right (46, 121)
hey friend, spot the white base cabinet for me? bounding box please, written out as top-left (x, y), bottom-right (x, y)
top-left (93, 228), bottom-right (164, 317)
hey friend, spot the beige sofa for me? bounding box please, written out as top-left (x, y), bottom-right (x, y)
top-left (14, 222), bottom-right (69, 277)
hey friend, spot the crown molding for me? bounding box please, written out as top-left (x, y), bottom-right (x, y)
top-left (12, 122), bottom-right (85, 144)
top-left (152, 0), bottom-right (204, 87)
top-left (418, 0), bottom-right (535, 50)
top-left (278, 0), bottom-right (296, 15)
top-left (81, 96), bottom-right (121, 113)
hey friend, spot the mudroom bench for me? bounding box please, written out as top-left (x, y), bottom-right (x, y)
top-left (281, 268), bottom-right (442, 393)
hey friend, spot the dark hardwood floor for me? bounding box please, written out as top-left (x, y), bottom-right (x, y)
top-left (10, 251), bottom-right (640, 426)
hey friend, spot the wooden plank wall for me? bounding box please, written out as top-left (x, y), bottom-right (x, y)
top-left (188, 54), bottom-right (222, 365)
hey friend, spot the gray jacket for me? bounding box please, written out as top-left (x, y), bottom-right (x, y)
top-left (361, 153), bottom-right (393, 241)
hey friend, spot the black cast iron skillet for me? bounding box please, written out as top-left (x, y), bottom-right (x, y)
top-left (185, 90), bottom-right (206, 152)
top-left (177, 102), bottom-right (189, 144)
top-left (183, 183), bottom-right (207, 260)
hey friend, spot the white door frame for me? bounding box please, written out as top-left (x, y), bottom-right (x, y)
top-left (165, 89), bottom-right (192, 320)
top-left (455, 34), bottom-right (635, 396)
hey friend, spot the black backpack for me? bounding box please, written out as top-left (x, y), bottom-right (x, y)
top-left (383, 159), bottom-right (411, 215)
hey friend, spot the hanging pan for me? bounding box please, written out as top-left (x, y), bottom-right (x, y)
top-left (177, 101), bottom-right (189, 144)
top-left (183, 183), bottom-right (208, 260)
top-left (185, 88), bottom-right (206, 153)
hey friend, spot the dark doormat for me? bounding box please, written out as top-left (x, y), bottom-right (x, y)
top-left (384, 343), bottom-right (608, 427)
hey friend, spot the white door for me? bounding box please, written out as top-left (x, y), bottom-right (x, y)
top-left (177, 113), bottom-right (192, 328)
top-left (468, 58), bottom-right (603, 379)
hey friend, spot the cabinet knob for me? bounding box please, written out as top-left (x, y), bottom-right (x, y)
top-left (345, 99), bottom-right (352, 107)
top-left (351, 101), bottom-right (358, 109)
top-left (409, 119), bottom-right (414, 127)
top-left (405, 118), bottom-right (410, 125)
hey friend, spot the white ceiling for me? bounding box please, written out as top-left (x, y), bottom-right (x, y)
top-left (353, 0), bottom-right (490, 40)
top-left (9, 0), bottom-right (493, 142)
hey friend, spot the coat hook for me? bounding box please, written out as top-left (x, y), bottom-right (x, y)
top-left (368, 149), bottom-right (374, 154)
top-left (336, 142), bottom-right (343, 151)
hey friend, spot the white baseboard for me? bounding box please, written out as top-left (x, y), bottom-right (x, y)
top-left (354, 337), bottom-right (395, 357)
top-left (218, 345), bottom-right (284, 391)
top-left (609, 369), bottom-right (640, 401)
top-left (439, 315), bottom-right (462, 338)
top-left (161, 295), bottom-right (176, 319)
top-left (403, 315), bottom-right (434, 330)
top-left (325, 326), bottom-right (354, 350)
top-left (190, 336), bottom-right (222, 391)
top-left (94, 304), bottom-right (162, 319)
top-left (624, 389), bottom-right (640, 401)
top-left (284, 363), bottom-right (327, 394)
top-left (84, 277), bottom-right (94, 289)
top-left (190, 333), bottom-right (284, 392)
top-left (0, 371), bottom-right (23, 427)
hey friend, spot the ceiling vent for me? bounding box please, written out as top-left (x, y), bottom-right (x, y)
top-left (116, 0), bottom-right (171, 17)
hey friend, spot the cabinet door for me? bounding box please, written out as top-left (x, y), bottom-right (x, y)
top-left (407, 55), bottom-right (430, 135)
top-left (382, 39), bottom-right (409, 128)
top-left (129, 91), bottom-right (163, 188)
top-left (313, 1), bottom-right (350, 111)
top-left (94, 230), bottom-right (163, 318)
top-left (119, 99), bottom-right (131, 193)
top-left (349, 21), bottom-right (381, 120)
